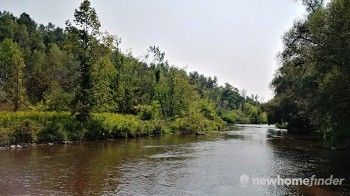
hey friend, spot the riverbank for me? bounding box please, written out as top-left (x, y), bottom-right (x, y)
top-left (0, 111), bottom-right (224, 147)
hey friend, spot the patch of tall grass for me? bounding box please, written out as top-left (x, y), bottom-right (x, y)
top-left (0, 112), bottom-right (160, 145)
top-left (0, 111), bottom-right (224, 146)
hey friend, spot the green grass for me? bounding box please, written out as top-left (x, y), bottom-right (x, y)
top-left (0, 111), bottom-right (224, 146)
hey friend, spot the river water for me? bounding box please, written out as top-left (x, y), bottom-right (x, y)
top-left (0, 125), bottom-right (349, 195)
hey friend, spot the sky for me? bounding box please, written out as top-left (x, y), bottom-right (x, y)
top-left (0, 0), bottom-right (306, 101)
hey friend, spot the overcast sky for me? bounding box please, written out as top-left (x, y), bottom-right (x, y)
top-left (0, 0), bottom-right (306, 101)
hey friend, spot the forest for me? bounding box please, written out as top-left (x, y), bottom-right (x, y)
top-left (265, 0), bottom-right (350, 146)
top-left (0, 0), bottom-right (267, 145)
top-left (2, 0), bottom-right (348, 148)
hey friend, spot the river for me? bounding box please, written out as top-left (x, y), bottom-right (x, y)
top-left (0, 125), bottom-right (349, 195)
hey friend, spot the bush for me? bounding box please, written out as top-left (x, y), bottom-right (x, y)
top-left (134, 105), bottom-right (153, 120)
top-left (221, 110), bottom-right (238, 124)
top-left (0, 110), bottom-right (223, 145)
top-left (276, 122), bottom-right (288, 129)
top-left (258, 112), bottom-right (268, 124)
top-left (0, 112), bottom-right (72, 144)
top-left (37, 121), bottom-right (66, 143)
top-left (97, 113), bottom-right (172, 138)
top-left (43, 82), bottom-right (74, 112)
top-left (0, 128), bottom-right (10, 146)
top-left (172, 113), bottom-right (224, 134)
top-left (94, 113), bottom-right (163, 138)
top-left (233, 110), bottom-right (250, 124)
top-left (64, 120), bottom-right (87, 141)
top-left (10, 120), bottom-right (40, 144)
top-left (83, 119), bottom-right (109, 140)
top-left (134, 101), bottom-right (161, 120)
top-left (171, 100), bottom-right (225, 134)
top-left (195, 100), bottom-right (217, 120)
top-left (147, 120), bottom-right (169, 135)
top-left (220, 104), bottom-right (268, 124)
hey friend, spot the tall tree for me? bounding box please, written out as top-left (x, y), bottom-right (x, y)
top-left (270, 0), bottom-right (350, 143)
top-left (66, 0), bottom-right (101, 122)
top-left (0, 39), bottom-right (26, 111)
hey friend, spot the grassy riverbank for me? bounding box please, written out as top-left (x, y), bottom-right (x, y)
top-left (0, 112), bottom-right (224, 146)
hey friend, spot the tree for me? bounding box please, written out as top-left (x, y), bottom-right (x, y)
top-left (0, 39), bottom-right (26, 111)
top-left (220, 83), bottom-right (242, 110)
top-left (66, 0), bottom-right (101, 122)
top-left (92, 55), bottom-right (116, 112)
top-left (270, 0), bottom-right (350, 143)
top-left (0, 7), bottom-right (269, 130)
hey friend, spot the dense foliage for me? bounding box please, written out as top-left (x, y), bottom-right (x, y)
top-left (0, 1), bottom-right (267, 144)
top-left (0, 112), bottom-right (160, 145)
top-left (266, 0), bottom-right (350, 145)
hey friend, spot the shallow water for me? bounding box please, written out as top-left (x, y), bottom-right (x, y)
top-left (0, 125), bottom-right (349, 195)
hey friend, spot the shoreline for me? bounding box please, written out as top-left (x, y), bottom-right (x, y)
top-left (0, 131), bottom-right (217, 151)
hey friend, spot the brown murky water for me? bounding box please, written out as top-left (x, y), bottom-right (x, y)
top-left (0, 125), bottom-right (349, 195)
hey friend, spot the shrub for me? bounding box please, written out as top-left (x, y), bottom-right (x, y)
top-left (43, 82), bottom-right (74, 112)
top-left (276, 122), bottom-right (288, 129)
top-left (196, 100), bottom-right (217, 120)
top-left (95, 113), bottom-right (142, 138)
top-left (37, 121), bottom-right (66, 143)
top-left (258, 112), bottom-right (268, 124)
top-left (171, 99), bottom-right (225, 134)
top-left (148, 120), bottom-right (168, 135)
top-left (134, 105), bottom-right (153, 120)
top-left (84, 119), bottom-right (108, 140)
top-left (0, 111), bottom-right (223, 145)
top-left (221, 110), bottom-right (238, 124)
top-left (172, 113), bottom-right (224, 134)
top-left (134, 101), bottom-right (161, 120)
top-left (10, 120), bottom-right (40, 144)
top-left (64, 120), bottom-right (87, 141)
top-left (0, 128), bottom-right (10, 146)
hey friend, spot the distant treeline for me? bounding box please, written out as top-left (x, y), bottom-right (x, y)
top-left (265, 0), bottom-right (350, 146)
top-left (0, 0), bottom-right (267, 145)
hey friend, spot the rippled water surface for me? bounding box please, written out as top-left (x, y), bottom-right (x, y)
top-left (0, 125), bottom-right (349, 195)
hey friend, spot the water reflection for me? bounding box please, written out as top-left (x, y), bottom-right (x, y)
top-left (0, 125), bottom-right (349, 195)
